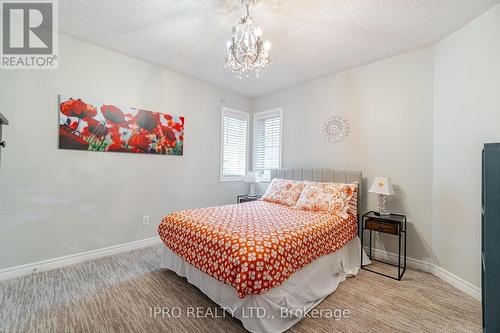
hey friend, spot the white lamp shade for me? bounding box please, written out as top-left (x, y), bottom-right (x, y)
top-left (369, 177), bottom-right (395, 196)
top-left (245, 171), bottom-right (258, 183)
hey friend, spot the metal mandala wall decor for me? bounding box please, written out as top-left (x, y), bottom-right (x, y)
top-left (321, 115), bottom-right (350, 144)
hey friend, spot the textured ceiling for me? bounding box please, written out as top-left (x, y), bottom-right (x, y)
top-left (59, 0), bottom-right (500, 96)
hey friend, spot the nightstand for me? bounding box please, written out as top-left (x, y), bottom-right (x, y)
top-left (361, 211), bottom-right (407, 280)
top-left (237, 194), bottom-right (261, 203)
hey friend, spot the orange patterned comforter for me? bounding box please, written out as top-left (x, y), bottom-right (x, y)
top-left (158, 200), bottom-right (357, 298)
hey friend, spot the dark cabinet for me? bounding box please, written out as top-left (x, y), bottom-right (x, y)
top-left (0, 113), bottom-right (8, 165)
top-left (482, 143), bottom-right (500, 332)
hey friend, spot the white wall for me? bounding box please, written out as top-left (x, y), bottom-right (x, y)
top-left (252, 4), bottom-right (500, 290)
top-left (253, 48), bottom-right (435, 263)
top-left (0, 35), bottom-right (251, 269)
top-left (433, 4), bottom-right (500, 287)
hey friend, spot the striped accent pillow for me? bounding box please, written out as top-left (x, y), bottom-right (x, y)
top-left (346, 182), bottom-right (359, 217)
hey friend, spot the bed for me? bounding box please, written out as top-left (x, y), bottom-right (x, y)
top-left (158, 168), bottom-right (370, 333)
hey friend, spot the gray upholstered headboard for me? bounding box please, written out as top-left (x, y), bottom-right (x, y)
top-left (270, 168), bottom-right (363, 215)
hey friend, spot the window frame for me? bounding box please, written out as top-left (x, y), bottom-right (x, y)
top-left (253, 107), bottom-right (283, 182)
top-left (220, 106), bottom-right (250, 182)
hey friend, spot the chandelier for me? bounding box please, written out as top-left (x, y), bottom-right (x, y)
top-left (225, 0), bottom-right (271, 79)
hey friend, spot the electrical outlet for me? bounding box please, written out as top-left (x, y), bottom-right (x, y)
top-left (142, 215), bottom-right (150, 226)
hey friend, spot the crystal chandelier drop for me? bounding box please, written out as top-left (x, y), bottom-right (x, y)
top-left (225, 0), bottom-right (271, 79)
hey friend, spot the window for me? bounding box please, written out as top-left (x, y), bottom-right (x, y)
top-left (254, 108), bottom-right (283, 181)
top-left (220, 107), bottom-right (249, 181)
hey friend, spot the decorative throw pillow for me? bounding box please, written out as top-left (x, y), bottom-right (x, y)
top-left (294, 181), bottom-right (358, 219)
top-left (261, 178), bottom-right (305, 206)
top-left (346, 182), bottom-right (359, 217)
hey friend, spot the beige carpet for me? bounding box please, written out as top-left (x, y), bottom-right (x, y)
top-left (0, 245), bottom-right (481, 333)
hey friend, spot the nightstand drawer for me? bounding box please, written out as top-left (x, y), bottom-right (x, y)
top-left (365, 219), bottom-right (399, 234)
top-left (237, 195), bottom-right (261, 203)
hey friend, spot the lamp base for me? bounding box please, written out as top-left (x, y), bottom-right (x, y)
top-left (249, 183), bottom-right (255, 197)
top-left (375, 211), bottom-right (391, 217)
top-left (377, 194), bottom-right (391, 216)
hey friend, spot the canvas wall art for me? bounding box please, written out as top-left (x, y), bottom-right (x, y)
top-left (58, 96), bottom-right (184, 155)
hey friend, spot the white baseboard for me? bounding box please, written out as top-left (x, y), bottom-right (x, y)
top-left (365, 247), bottom-right (435, 273)
top-left (432, 265), bottom-right (481, 301)
top-left (0, 236), bottom-right (162, 281)
top-left (364, 246), bottom-right (481, 301)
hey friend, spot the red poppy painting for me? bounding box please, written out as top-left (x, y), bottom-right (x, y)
top-left (58, 96), bottom-right (184, 155)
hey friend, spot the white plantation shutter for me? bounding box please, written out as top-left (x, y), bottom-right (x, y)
top-left (254, 108), bottom-right (282, 181)
top-left (221, 107), bottom-right (249, 181)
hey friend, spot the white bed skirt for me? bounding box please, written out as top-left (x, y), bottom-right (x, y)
top-left (161, 236), bottom-right (370, 333)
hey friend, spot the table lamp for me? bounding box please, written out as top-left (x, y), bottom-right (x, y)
top-left (245, 171), bottom-right (259, 196)
top-left (369, 176), bottom-right (395, 216)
